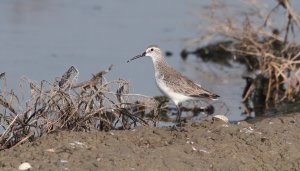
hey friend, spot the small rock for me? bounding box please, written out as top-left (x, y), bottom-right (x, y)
top-left (60, 160), bottom-right (68, 164)
top-left (46, 148), bottom-right (56, 153)
top-left (240, 127), bottom-right (254, 134)
top-left (165, 51), bottom-right (173, 57)
top-left (180, 49), bottom-right (189, 60)
top-left (199, 149), bottom-right (210, 154)
top-left (18, 162), bottom-right (32, 170)
top-left (222, 124), bottom-right (229, 127)
top-left (212, 115), bottom-right (229, 123)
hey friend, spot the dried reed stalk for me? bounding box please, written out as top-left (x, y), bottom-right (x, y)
top-left (194, 0), bottom-right (300, 103)
top-left (0, 65), bottom-right (158, 150)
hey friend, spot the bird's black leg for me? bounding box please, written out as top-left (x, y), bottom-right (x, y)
top-left (175, 103), bottom-right (182, 125)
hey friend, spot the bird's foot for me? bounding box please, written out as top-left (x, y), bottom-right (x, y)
top-left (169, 119), bottom-right (187, 132)
top-left (169, 124), bottom-right (187, 132)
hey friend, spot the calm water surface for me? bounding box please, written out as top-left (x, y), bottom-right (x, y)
top-left (0, 0), bottom-right (299, 121)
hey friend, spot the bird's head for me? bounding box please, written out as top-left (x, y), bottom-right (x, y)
top-left (127, 45), bottom-right (163, 63)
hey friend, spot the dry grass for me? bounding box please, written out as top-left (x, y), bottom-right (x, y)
top-left (193, 0), bottom-right (300, 103)
top-left (0, 66), bottom-right (159, 150)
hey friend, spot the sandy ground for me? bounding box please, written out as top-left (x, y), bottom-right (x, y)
top-left (0, 113), bottom-right (299, 171)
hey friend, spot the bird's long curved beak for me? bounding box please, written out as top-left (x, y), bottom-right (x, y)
top-left (127, 52), bottom-right (146, 63)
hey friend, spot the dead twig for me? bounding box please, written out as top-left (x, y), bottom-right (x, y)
top-left (0, 65), bottom-right (158, 150)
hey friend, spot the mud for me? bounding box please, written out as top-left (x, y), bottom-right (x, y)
top-left (0, 113), bottom-right (299, 171)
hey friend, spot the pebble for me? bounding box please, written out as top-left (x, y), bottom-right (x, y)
top-left (212, 115), bottom-right (229, 123)
top-left (18, 162), bottom-right (32, 170)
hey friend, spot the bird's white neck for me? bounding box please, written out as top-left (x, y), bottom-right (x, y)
top-left (150, 55), bottom-right (165, 67)
top-left (149, 55), bottom-right (167, 77)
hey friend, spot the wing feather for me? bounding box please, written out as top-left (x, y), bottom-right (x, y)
top-left (157, 64), bottom-right (219, 100)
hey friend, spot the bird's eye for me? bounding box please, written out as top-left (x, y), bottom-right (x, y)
top-left (150, 48), bottom-right (153, 51)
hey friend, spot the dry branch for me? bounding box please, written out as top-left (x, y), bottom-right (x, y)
top-left (0, 65), bottom-right (158, 150)
top-left (195, 0), bottom-right (300, 105)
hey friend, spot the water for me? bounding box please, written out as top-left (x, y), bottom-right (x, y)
top-left (0, 0), bottom-right (300, 122)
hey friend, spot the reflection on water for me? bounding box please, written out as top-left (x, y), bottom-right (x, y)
top-left (0, 0), bottom-right (299, 122)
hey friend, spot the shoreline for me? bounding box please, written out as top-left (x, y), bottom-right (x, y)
top-left (0, 113), bottom-right (299, 170)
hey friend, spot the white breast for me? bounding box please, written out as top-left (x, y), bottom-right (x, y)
top-left (155, 78), bottom-right (193, 105)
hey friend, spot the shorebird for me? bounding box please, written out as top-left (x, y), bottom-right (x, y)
top-left (127, 45), bottom-right (219, 123)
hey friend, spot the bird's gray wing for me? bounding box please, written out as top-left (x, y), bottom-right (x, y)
top-left (159, 65), bottom-right (219, 99)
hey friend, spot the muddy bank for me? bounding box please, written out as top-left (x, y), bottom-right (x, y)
top-left (0, 113), bottom-right (299, 171)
